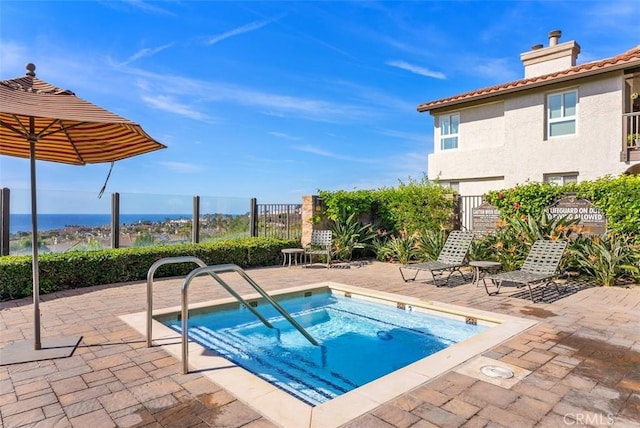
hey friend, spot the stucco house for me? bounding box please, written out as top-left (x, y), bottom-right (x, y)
top-left (417, 30), bottom-right (640, 196)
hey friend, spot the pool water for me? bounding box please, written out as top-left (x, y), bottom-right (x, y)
top-left (163, 291), bottom-right (486, 405)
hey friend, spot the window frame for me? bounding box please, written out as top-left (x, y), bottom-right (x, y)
top-left (547, 89), bottom-right (578, 138)
top-left (439, 113), bottom-right (459, 150)
top-left (544, 173), bottom-right (578, 186)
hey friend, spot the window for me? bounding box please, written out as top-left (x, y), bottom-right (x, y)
top-left (547, 90), bottom-right (577, 137)
top-left (440, 181), bottom-right (459, 192)
top-left (440, 113), bottom-right (459, 150)
top-left (544, 173), bottom-right (578, 186)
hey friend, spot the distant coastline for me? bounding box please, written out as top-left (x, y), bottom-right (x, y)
top-left (9, 213), bottom-right (191, 234)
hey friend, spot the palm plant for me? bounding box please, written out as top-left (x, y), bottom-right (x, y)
top-left (415, 229), bottom-right (447, 261)
top-left (381, 233), bottom-right (418, 265)
top-left (468, 233), bottom-right (498, 262)
top-left (569, 233), bottom-right (640, 286)
top-left (371, 235), bottom-right (391, 261)
top-left (490, 227), bottom-right (527, 272)
top-left (508, 211), bottom-right (580, 244)
top-left (331, 211), bottom-right (377, 261)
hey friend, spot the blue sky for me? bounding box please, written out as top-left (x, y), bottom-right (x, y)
top-left (1, 1), bottom-right (638, 213)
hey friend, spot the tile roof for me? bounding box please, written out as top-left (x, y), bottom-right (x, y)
top-left (417, 45), bottom-right (640, 112)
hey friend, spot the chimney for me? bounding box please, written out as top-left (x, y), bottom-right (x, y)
top-left (520, 30), bottom-right (581, 78)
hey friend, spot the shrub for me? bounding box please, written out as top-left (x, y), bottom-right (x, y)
top-left (319, 175), bottom-right (456, 237)
top-left (0, 237), bottom-right (298, 301)
top-left (486, 175), bottom-right (640, 239)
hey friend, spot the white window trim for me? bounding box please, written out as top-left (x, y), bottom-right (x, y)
top-left (439, 113), bottom-right (459, 150)
top-left (547, 89), bottom-right (578, 138)
top-left (544, 173), bottom-right (578, 186)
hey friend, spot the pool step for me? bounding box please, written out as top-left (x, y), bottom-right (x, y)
top-left (188, 325), bottom-right (353, 405)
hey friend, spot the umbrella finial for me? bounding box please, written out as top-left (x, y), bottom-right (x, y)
top-left (26, 63), bottom-right (36, 77)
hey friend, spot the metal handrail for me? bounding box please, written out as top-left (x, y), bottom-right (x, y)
top-left (181, 263), bottom-right (319, 374)
top-left (147, 256), bottom-right (206, 347)
top-left (146, 257), bottom-right (274, 347)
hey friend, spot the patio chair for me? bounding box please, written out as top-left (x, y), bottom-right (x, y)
top-left (482, 239), bottom-right (568, 302)
top-left (304, 230), bottom-right (332, 268)
top-left (399, 230), bottom-right (474, 286)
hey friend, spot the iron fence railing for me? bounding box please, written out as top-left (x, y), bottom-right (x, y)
top-left (622, 112), bottom-right (640, 161)
top-left (249, 198), bottom-right (302, 240)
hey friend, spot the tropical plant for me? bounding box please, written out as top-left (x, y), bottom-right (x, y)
top-left (490, 226), bottom-right (527, 272)
top-left (507, 211), bottom-right (580, 244)
top-left (415, 229), bottom-right (447, 261)
top-left (468, 233), bottom-right (498, 262)
top-left (568, 233), bottom-right (640, 286)
top-left (371, 236), bottom-right (391, 261)
top-left (330, 211), bottom-right (377, 261)
top-left (380, 233), bottom-right (418, 265)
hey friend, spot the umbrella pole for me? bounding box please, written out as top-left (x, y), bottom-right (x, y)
top-left (29, 131), bottom-right (41, 351)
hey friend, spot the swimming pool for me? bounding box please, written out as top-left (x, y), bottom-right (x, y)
top-left (161, 290), bottom-right (488, 405)
top-left (121, 282), bottom-right (537, 427)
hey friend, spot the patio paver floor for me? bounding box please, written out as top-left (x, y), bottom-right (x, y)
top-left (1, 261), bottom-right (639, 427)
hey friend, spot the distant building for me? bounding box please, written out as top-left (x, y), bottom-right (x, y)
top-left (417, 30), bottom-right (640, 196)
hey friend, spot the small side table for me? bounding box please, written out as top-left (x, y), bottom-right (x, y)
top-left (469, 261), bottom-right (502, 287)
top-left (281, 248), bottom-right (305, 268)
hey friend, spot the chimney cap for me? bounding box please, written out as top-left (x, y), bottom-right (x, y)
top-left (548, 29), bottom-right (562, 46)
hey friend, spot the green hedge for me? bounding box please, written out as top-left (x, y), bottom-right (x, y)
top-left (0, 237), bottom-right (298, 301)
top-left (485, 175), bottom-right (640, 238)
top-left (319, 175), bottom-right (456, 234)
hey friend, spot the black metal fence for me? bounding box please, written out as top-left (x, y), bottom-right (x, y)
top-left (249, 198), bottom-right (302, 240)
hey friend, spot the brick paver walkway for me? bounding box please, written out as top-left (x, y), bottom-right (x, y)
top-left (1, 261), bottom-right (639, 427)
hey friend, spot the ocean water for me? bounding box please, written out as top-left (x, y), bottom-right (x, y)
top-left (9, 213), bottom-right (191, 234)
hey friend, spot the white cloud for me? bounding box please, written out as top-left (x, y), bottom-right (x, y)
top-left (294, 144), bottom-right (377, 163)
top-left (158, 161), bottom-right (203, 173)
top-left (471, 58), bottom-right (519, 82)
top-left (141, 94), bottom-right (210, 121)
top-left (120, 43), bottom-right (174, 66)
top-left (117, 64), bottom-right (379, 123)
top-left (206, 21), bottom-right (269, 45)
top-left (386, 60), bottom-right (446, 79)
top-left (118, 0), bottom-right (174, 15)
top-left (375, 128), bottom-right (429, 144)
top-left (269, 132), bottom-right (301, 140)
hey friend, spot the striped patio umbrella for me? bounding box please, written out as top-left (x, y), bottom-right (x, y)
top-left (0, 63), bottom-right (166, 362)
